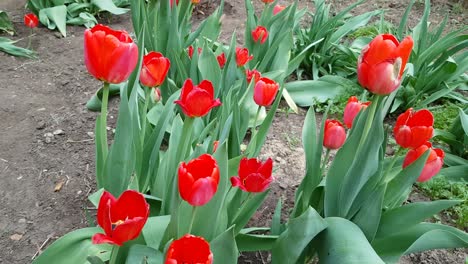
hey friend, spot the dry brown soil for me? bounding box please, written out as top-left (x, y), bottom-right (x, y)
top-left (0, 0), bottom-right (466, 263)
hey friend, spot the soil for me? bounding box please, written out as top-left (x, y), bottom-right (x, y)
top-left (0, 0), bottom-right (466, 263)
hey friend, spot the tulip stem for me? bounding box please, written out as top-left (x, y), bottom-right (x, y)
top-left (320, 149), bottom-right (331, 174)
top-left (188, 206), bottom-right (198, 234)
top-left (109, 245), bottom-right (119, 264)
top-left (179, 117), bottom-right (195, 160)
top-left (383, 147), bottom-right (404, 182)
top-left (100, 82), bottom-right (110, 159)
top-left (140, 87), bottom-right (151, 141)
top-left (357, 95), bottom-right (381, 152)
top-left (27, 28), bottom-right (33, 50)
top-left (251, 106), bottom-right (262, 141)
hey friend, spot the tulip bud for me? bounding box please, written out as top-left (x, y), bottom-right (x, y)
top-left (253, 77), bottom-right (279, 106)
top-left (323, 119), bottom-right (346, 150)
top-left (402, 142), bottom-right (444, 182)
top-left (343, 96), bottom-right (370, 129)
top-left (24, 13), bottom-right (38, 28)
top-left (357, 34), bottom-right (413, 95)
top-left (394, 108), bottom-right (433, 149)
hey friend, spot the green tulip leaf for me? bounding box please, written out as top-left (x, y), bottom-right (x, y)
top-left (236, 233), bottom-right (278, 252)
top-left (316, 217), bottom-right (385, 264)
top-left (0, 37), bottom-right (36, 58)
top-left (91, 0), bottom-right (129, 15)
top-left (0, 11), bottom-right (14, 35)
top-left (33, 227), bottom-right (111, 264)
top-left (38, 5), bottom-right (67, 37)
top-left (272, 207), bottom-right (327, 264)
top-left (210, 226), bottom-right (238, 264)
top-left (86, 84), bottom-right (123, 112)
top-left (142, 215), bottom-right (171, 248)
top-left (376, 200), bottom-right (462, 238)
top-left (125, 244), bottom-right (164, 264)
top-left (373, 223), bottom-right (468, 263)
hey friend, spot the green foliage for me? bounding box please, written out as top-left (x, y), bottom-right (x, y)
top-left (293, 0), bottom-right (379, 80)
top-left (26, 0), bottom-right (129, 37)
top-left (0, 10), bottom-right (14, 35)
top-left (418, 177), bottom-right (468, 229)
top-left (0, 37), bottom-right (36, 58)
top-left (393, 0), bottom-right (468, 112)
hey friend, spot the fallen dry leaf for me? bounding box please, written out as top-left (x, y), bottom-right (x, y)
top-left (54, 180), bottom-right (65, 192)
top-left (10, 234), bottom-right (22, 241)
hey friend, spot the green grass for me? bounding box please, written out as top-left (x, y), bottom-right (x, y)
top-left (418, 176), bottom-right (468, 229)
top-left (430, 101), bottom-right (463, 130)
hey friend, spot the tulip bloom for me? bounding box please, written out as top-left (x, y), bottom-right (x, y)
top-left (84, 24), bottom-right (138, 84)
top-left (403, 142), bottom-right (444, 182)
top-left (252, 26), bottom-right (268, 44)
top-left (357, 34), bottom-right (413, 95)
top-left (343, 96), bottom-right (371, 129)
top-left (178, 154), bottom-right (220, 206)
top-left (273, 5), bottom-right (286, 15)
top-left (394, 108), bottom-right (434, 149)
top-left (235, 47), bottom-right (253, 67)
top-left (254, 77), bottom-right (279, 106)
top-left (24, 13), bottom-right (38, 28)
top-left (217, 53), bottom-right (226, 68)
top-left (323, 119), bottom-right (346, 149)
top-left (175, 79), bottom-right (221, 118)
top-left (154, 88), bottom-right (162, 102)
top-left (165, 234), bottom-right (213, 264)
top-left (246, 69), bottom-right (261, 84)
top-left (92, 190), bottom-right (149, 246)
top-left (188, 46), bottom-right (202, 59)
top-left (140, 51), bottom-right (170, 88)
top-left (261, 0), bottom-right (275, 4)
top-left (231, 157), bottom-right (273, 193)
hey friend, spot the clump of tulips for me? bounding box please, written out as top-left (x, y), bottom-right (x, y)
top-left (276, 33), bottom-right (466, 263)
top-left (34, 0), bottom-right (468, 263)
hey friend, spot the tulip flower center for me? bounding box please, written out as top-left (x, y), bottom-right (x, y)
top-left (111, 219), bottom-right (125, 230)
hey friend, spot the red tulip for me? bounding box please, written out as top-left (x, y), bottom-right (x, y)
top-left (273, 5), bottom-right (286, 15)
top-left (403, 142), bottom-right (444, 182)
top-left (140, 51), bottom-right (170, 88)
top-left (178, 154), bottom-right (220, 206)
top-left (188, 46), bottom-right (202, 59)
top-left (235, 47), bottom-right (253, 67)
top-left (192, 0), bottom-right (200, 4)
top-left (357, 34), bottom-right (413, 95)
top-left (24, 13), bottom-right (38, 28)
top-left (230, 157), bottom-right (273, 193)
top-left (323, 119), bottom-right (346, 149)
top-left (154, 88), bottom-right (162, 102)
top-left (170, 0), bottom-right (179, 7)
top-left (217, 53), bottom-right (226, 68)
top-left (246, 69), bottom-right (261, 84)
top-left (261, 0), bottom-right (275, 4)
top-left (84, 24), bottom-right (138, 84)
top-left (343, 96), bottom-right (371, 129)
top-left (394, 108), bottom-right (434, 149)
top-left (212, 141), bottom-right (219, 153)
top-left (165, 234), bottom-right (213, 264)
top-left (92, 190), bottom-right (149, 246)
top-left (252, 26), bottom-right (268, 44)
top-left (174, 79), bottom-right (221, 118)
top-left (253, 77), bottom-right (279, 106)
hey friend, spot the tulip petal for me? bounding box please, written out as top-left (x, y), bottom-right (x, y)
top-left (396, 36), bottom-right (414, 77)
top-left (178, 165), bottom-right (196, 203)
top-left (188, 177), bottom-right (218, 206)
top-left (97, 191), bottom-right (116, 236)
top-left (112, 190), bottom-right (149, 223)
top-left (111, 217), bottom-right (147, 245)
top-left (92, 233), bottom-right (121, 246)
top-left (407, 109), bottom-right (433, 127)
